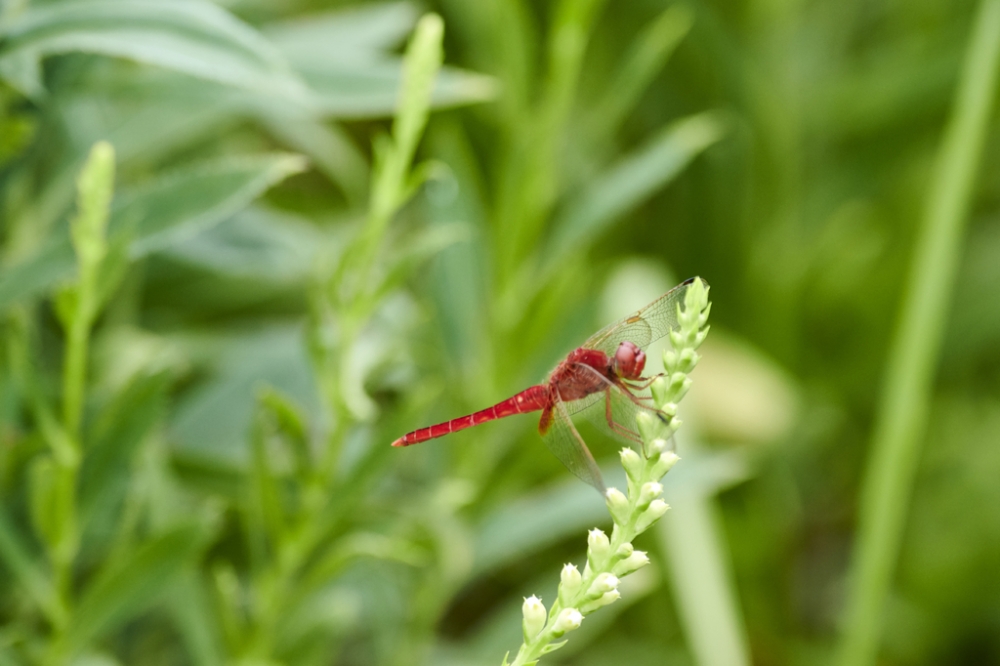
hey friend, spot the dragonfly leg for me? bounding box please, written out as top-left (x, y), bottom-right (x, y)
top-left (625, 373), bottom-right (664, 390)
top-left (604, 389), bottom-right (642, 444)
top-left (613, 379), bottom-right (673, 455)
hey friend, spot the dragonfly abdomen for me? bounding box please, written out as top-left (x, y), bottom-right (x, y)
top-left (391, 385), bottom-right (550, 447)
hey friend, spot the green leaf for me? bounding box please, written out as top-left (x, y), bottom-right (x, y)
top-left (0, 507), bottom-right (65, 625)
top-left (0, 49), bottom-right (42, 98)
top-left (169, 325), bottom-right (317, 466)
top-left (164, 571), bottom-right (225, 666)
top-left (53, 284), bottom-right (78, 331)
top-left (94, 228), bottom-right (132, 311)
top-left (257, 110), bottom-right (369, 203)
top-left (298, 61), bottom-right (496, 119)
top-left (256, 385), bottom-right (312, 480)
top-left (0, 0), bottom-right (306, 101)
top-left (120, 153), bottom-right (307, 255)
top-left (55, 524), bottom-right (209, 660)
top-left (263, 4), bottom-right (496, 119)
top-left (79, 372), bottom-right (171, 538)
top-left (377, 221), bottom-right (470, 303)
top-left (249, 409), bottom-right (286, 552)
top-left (26, 456), bottom-right (78, 569)
top-left (158, 207), bottom-right (320, 284)
top-left (28, 455), bottom-right (62, 558)
top-left (589, 5), bottom-right (692, 137)
top-left (544, 112), bottom-right (727, 278)
top-left (296, 532), bottom-right (427, 594)
top-left (262, 2), bottom-right (419, 63)
top-left (0, 153), bottom-right (306, 312)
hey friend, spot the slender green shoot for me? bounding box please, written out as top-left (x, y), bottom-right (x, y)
top-left (358, 13), bottom-right (444, 287)
top-left (48, 141), bottom-right (115, 603)
top-left (838, 2), bottom-right (1000, 664)
top-left (60, 141), bottom-right (115, 439)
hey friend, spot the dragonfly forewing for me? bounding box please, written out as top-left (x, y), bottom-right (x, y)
top-left (581, 278), bottom-right (692, 356)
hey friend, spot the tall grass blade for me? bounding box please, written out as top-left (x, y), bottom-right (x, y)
top-left (838, 2), bottom-right (1000, 664)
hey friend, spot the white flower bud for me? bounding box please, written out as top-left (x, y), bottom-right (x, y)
top-left (647, 438), bottom-right (670, 456)
top-left (635, 499), bottom-right (670, 533)
top-left (559, 563), bottom-right (582, 604)
top-left (662, 349), bottom-right (679, 372)
top-left (650, 375), bottom-right (670, 407)
top-left (670, 374), bottom-right (692, 402)
top-left (698, 302), bottom-right (712, 327)
top-left (636, 411), bottom-right (666, 445)
top-left (615, 541), bottom-right (633, 559)
top-left (605, 487), bottom-right (629, 525)
top-left (551, 608), bottom-right (583, 637)
top-left (619, 447), bottom-right (643, 483)
top-left (678, 348), bottom-right (698, 372)
top-left (669, 328), bottom-right (684, 351)
top-left (580, 589), bottom-right (621, 614)
top-left (651, 451), bottom-right (680, 479)
top-left (637, 482), bottom-right (663, 510)
top-left (613, 549), bottom-right (650, 577)
top-left (522, 595), bottom-right (547, 641)
top-left (685, 278), bottom-right (709, 311)
top-left (587, 528), bottom-right (610, 569)
top-left (695, 328), bottom-right (709, 347)
top-left (587, 572), bottom-right (619, 598)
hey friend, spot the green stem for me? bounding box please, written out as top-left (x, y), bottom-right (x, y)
top-left (837, 3), bottom-right (1000, 665)
top-left (61, 290), bottom-right (93, 439)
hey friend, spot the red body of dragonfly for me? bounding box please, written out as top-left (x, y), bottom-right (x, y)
top-left (392, 278), bottom-right (696, 491)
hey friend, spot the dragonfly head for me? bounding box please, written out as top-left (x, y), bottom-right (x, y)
top-left (613, 341), bottom-right (646, 379)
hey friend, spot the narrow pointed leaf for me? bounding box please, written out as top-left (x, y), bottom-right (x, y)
top-left (56, 524), bottom-right (209, 659)
top-left (0, 153), bottom-right (306, 312)
top-left (0, 0), bottom-right (306, 100)
top-left (544, 112), bottom-right (726, 278)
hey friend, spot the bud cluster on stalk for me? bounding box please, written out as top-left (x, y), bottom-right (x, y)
top-left (506, 279), bottom-right (711, 666)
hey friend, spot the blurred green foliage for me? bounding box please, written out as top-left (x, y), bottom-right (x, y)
top-left (0, 1), bottom-right (998, 665)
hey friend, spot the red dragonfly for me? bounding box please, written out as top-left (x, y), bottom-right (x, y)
top-left (392, 278), bottom-right (696, 491)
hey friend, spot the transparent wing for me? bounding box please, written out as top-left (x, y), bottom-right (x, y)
top-left (561, 387), bottom-right (604, 417)
top-left (562, 364), bottom-right (672, 451)
top-left (581, 278), bottom-right (693, 356)
top-left (541, 397), bottom-right (607, 493)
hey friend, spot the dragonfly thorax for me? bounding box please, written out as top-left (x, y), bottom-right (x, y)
top-left (613, 341), bottom-right (646, 379)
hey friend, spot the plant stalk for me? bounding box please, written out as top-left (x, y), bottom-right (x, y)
top-left (837, 2), bottom-right (1000, 664)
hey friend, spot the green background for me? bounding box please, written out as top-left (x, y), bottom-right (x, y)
top-left (1, 0), bottom-right (998, 664)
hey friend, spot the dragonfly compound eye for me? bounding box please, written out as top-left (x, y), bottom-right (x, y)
top-left (615, 341), bottom-right (645, 378)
